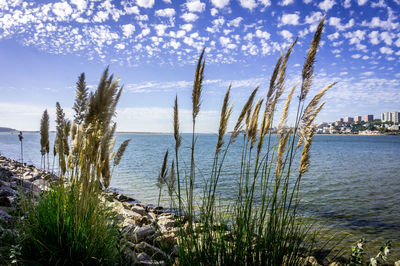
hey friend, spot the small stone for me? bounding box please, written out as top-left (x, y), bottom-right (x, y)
top-left (134, 225), bottom-right (155, 243)
top-left (131, 205), bottom-right (147, 216)
top-left (303, 256), bottom-right (321, 266)
top-left (135, 242), bottom-right (168, 261)
top-left (0, 186), bottom-right (16, 197)
top-left (0, 196), bottom-right (11, 207)
top-left (394, 260), bottom-right (400, 266)
top-left (328, 262), bottom-right (343, 266)
top-left (155, 233), bottom-right (177, 250)
top-left (32, 179), bottom-right (50, 191)
top-left (157, 217), bottom-right (175, 229)
top-left (0, 209), bottom-right (12, 223)
top-left (137, 252), bottom-right (152, 261)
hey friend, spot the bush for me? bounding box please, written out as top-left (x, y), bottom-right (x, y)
top-left (19, 183), bottom-right (120, 265)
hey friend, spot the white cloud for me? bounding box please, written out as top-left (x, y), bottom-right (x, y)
top-left (70, 0), bottom-right (87, 11)
top-left (155, 8), bottom-right (176, 17)
top-left (357, 0), bottom-right (368, 5)
top-left (227, 17), bottom-right (243, 27)
top-left (239, 0), bottom-right (258, 10)
top-left (180, 23), bottom-right (193, 31)
top-left (162, 0), bottom-right (172, 3)
top-left (318, 0), bottom-right (336, 11)
top-left (379, 46), bottom-right (393, 54)
top-left (352, 54), bottom-right (361, 58)
top-left (344, 30), bottom-right (366, 45)
top-left (329, 17), bottom-right (354, 31)
top-left (210, 8), bottom-right (218, 16)
top-left (305, 11), bottom-right (323, 24)
top-left (279, 0), bottom-right (294, 6)
top-left (180, 12), bottom-right (199, 22)
top-left (328, 32), bottom-right (339, 40)
top-left (380, 31), bottom-right (393, 45)
top-left (121, 24), bottom-right (135, 37)
top-left (368, 31), bottom-right (380, 44)
top-left (52, 2), bottom-right (73, 21)
top-left (186, 0), bottom-right (206, 13)
top-left (361, 8), bottom-right (399, 30)
top-left (219, 36), bottom-right (231, 47)
top-left (115, 43), bottom-right (125, 50)
top-left (395, 38), bottom-right (400, 47)
top-left (280, 30), bottom-right (293, 41)
top-left (211, 0), bottom-right (230, 8)
top-left (255, 29), bottom-right (270, 39)
top-left (258, 0), bottom-right (271, 8)
top-left (124, 5), bottom-right (140, 15)
top-left (154, 24), bottom-right (168, 36)
top-left (303, 0), bottom-right (312, 3)
top-left (280, 13), bottom-right (300, 26)
top-left (136, 0), bottom-right (155, 8)
top-left (371, 0), bottom-right (387, 8)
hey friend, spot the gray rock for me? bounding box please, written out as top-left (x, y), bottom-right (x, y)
top-left (0, 186), bottom-right (16, 197)
top-left (394, 260), bottom-right (400, 266)
top-left (131, 205), bottom-right (147, 216)
top-left (303, 256), bottom-right (321, 266)
top-left (137, 252), bottom-right (152, 261)
top-left (134, 225), bottom-right (155, 243)
top-left (0, 209), bottom-right (12, 222)
top-left (135, 242), bottom-right (168, 261)
top-left (32, 179), bottom-right (50, 191)
top-left (157, 217), bottom-right (175, 230)
top-left (0, 196), bottom-right (11, 207)
top-left (120, 208), bottom-right (143, 220)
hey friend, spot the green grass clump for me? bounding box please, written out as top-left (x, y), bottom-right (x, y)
top-left (16, 68), bottom-right (130, 265)
top-left (19, 183), bottom-right (120, 265)
top-left (162, 17), bottom-right (337, 266)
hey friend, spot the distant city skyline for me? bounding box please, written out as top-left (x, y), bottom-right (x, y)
top-left (0, 0), bottom-right (399, 132)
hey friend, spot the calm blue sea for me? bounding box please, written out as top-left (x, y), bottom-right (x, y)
top-left (1, 132), bottom-right (399, 256)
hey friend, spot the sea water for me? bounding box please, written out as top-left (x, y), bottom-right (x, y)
top-left (1, 132), bottom-right (399, 259)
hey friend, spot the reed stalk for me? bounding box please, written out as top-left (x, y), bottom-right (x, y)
top-left (171, 18), bottom-right (335, 266)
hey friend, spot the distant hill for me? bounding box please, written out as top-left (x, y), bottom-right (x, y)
top-left (0, 127), bottom-right (17, 132)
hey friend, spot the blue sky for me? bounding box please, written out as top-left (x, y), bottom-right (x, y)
top-left (0, 0), bottom-right (399, 132)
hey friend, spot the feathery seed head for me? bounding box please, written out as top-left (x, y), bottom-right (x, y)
top-left (300, 16), bottom-right (325, 101)
top-left (192, 49), bottom-right (205, 121)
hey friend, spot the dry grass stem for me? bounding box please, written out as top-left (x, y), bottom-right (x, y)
top-left (217, 85), bottom-right (233, 153)
top-left (174, 95), bottom-right (182, 150)
top-left (300, 16), bottom-right (325, 100)
top-left (192, 49), bottom-right (205, 121)
top-left (230, 86), bottom-right (258, 143)
top-left (278, 84), bottom-right (297, 134)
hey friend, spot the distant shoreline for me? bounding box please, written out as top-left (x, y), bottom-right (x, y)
top-left (1, 130), bottom-right (398, 136)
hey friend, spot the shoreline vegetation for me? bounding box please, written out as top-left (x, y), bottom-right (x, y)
top-left (1, 18), bottom-right (399, 265)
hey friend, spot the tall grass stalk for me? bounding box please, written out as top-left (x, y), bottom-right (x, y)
top-left (19, 68), bottom-right (128, 264)
top-left (172, 18), bottom-right (335, 265)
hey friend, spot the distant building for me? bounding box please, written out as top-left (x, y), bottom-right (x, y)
top-left (382, 112), bottom-right (391, 122)
top-left (344, 117), bottom-right (354, 123)
top-left (364, 114), bottom-right (374, 122)
top-left (381, 112), bottom-right (399, 123)
top-left (354, 116), bottom-right (362, 122)
top-left (337, 118), bottom-right (343, 122)
top-left (392, 112), bottom-right (400, 123)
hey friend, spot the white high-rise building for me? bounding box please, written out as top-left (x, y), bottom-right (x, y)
top-left (392, 112), bottom-right (400, 123)
top-left (381, 112), bottom-right (400, 123)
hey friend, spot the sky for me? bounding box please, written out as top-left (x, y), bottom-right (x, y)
top-left (0, 0), bottom-right (399, 132)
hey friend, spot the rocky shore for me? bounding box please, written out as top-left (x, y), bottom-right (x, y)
top-left (2, 155), bottom-right (399, 265)
top-left (0, 155), bottom-right (179, 265)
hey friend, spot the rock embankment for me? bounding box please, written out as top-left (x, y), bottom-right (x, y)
top-left (0, 155), bottom-right (178, 265)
